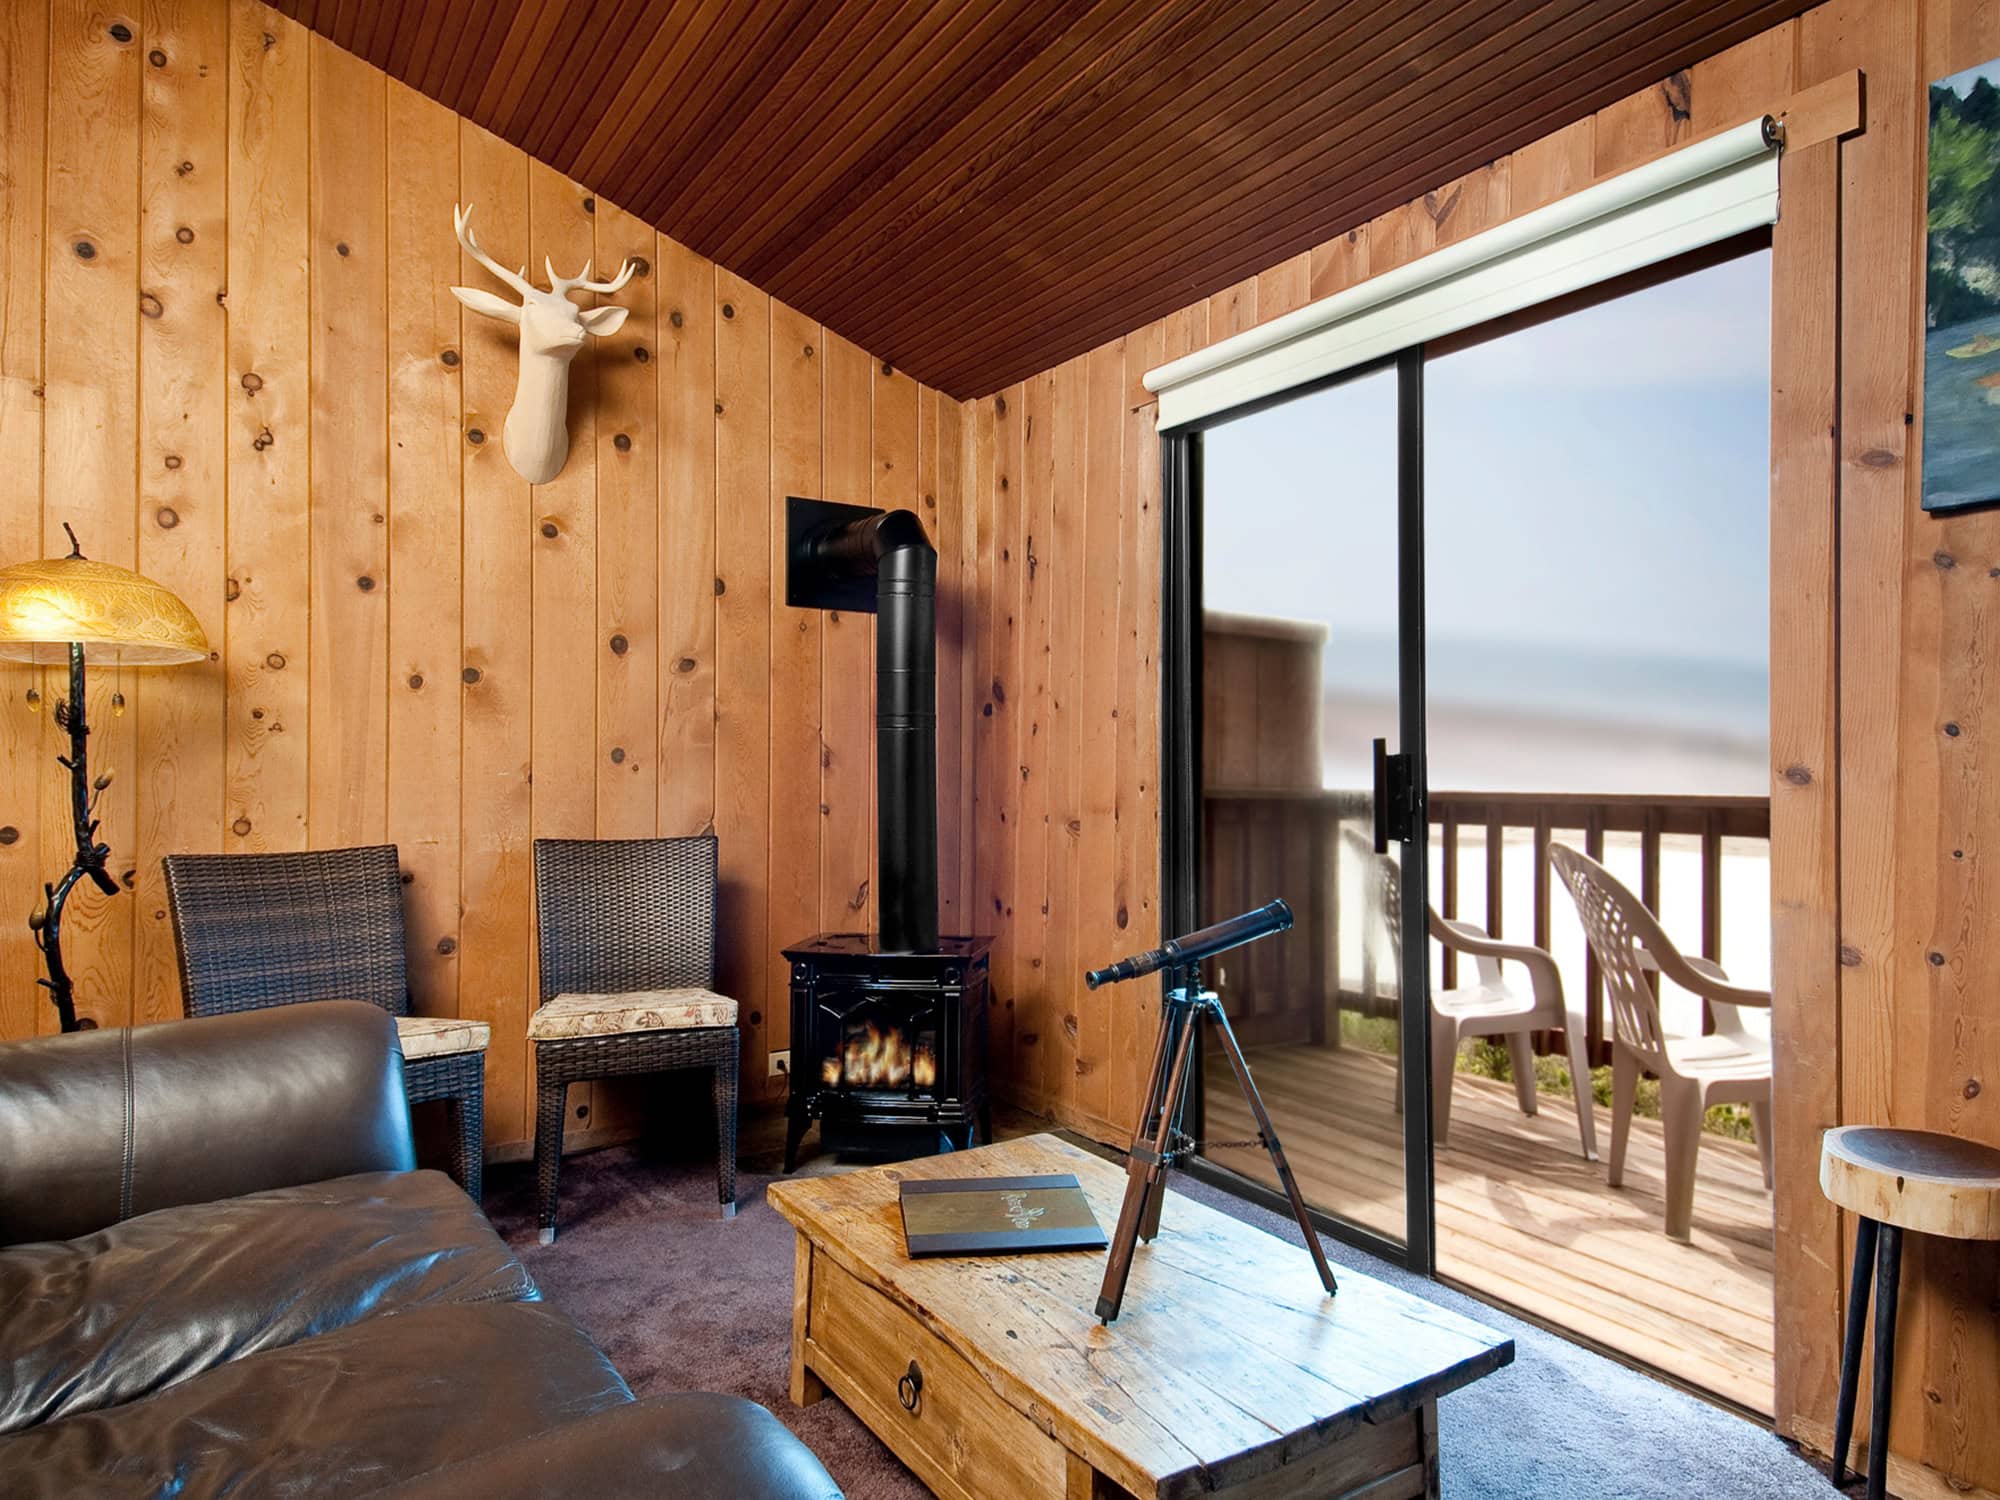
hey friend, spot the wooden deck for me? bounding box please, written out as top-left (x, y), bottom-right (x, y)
top-left (1202, 1043), bottom-right (1775, 1415)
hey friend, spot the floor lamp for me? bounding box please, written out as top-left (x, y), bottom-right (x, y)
top-left (0, 526), bottom-right (208, 1031)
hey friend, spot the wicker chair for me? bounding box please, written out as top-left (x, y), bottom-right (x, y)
top-left (531, 835), bottom-right (739, 1242)
top-left (162, 845), bottom-right (489, 1201)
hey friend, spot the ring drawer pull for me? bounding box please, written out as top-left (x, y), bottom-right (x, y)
top-left (897, 1360), bottom-right (923, 1412)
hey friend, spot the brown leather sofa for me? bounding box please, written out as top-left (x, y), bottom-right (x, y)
top-left (0, 1001), bottom-right (842, 1499)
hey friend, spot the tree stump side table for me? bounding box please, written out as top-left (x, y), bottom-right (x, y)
top-left (1819, 1125), bottom-right (2000, 1499)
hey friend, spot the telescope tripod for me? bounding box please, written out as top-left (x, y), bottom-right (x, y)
top-left (1095, 964), bottom-right (1338, 1322)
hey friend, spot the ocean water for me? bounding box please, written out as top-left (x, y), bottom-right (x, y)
top-left (1314, 629), bottom-right (1769, 796)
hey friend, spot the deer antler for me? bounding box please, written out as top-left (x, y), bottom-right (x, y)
top-left (453, 203), bottom-right (535, 298)
top-left (546, 256), bottom-right (637, 300)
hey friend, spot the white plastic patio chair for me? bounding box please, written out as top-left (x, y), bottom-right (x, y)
top-left (1344, 828), bottom-right (1597, 1161)
top-left (1549, 842), bottom-right (1773, 1242)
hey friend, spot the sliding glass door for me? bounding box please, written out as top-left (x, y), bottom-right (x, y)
top-left (1171, 351), bottom-right (1433, 1268)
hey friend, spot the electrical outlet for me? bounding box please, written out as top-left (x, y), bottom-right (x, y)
top-left (767, 1050), bottom-right (789, 1080)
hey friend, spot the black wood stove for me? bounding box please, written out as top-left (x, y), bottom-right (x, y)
top-left (782, 934), bottom-right (991, 1170)
top-left (780, 497), bottom-right (991, 1170)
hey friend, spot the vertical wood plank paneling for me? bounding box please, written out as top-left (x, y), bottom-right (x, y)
top-left (995, 385), bottom-right (1028, 1079)
top-left (949, 396), bottom-right (977, 928)
top-left (593, 200), bottom-right (658, 844)
top-left (1307, 228), bottom-right (1367, 302)
top-left (1255, 253), bottom-right (1311, 324)
top-left (656, 232), bottom-right (715, 838)
top-left (1073, 338), bottom-right (1125, 1134)
top-left (526, 160), bottom-right (598, 1128)
top-left (1690, 23), bottom-right (1797, 132)
top-left (969, 392), bottom-right (1013, 1076)
top-left (934, 389), bottom-right (973, 929)
top-left (768, 299), bottom-right (822, 1094)
top-left (1013, 369), bottom-right (1055, 1114)
top-left (582, 196), bottom-right (662, 1139)
top-left (456, 120), bottom-right (533, 1147)
top-left (1206, 274), bottom-right (1257, 344)
top-left (307, 34), bottom-right (389, 849)
top-left (1912, 4), bottom-right (2000, 1484)
top-left (385, 80), bottom-right (463, 1018)
top-left (1425, 161), bottom-right (1509, 249)
top-left (1591, 69), bottom-right (1694, 178)
top-left (1766, 133), bottom-right (1842, 1449)
top-left (225, 0), bottom-right (309, 860)
top-left (1804, 10), bottom-right (1920, 1459)
top-left (44, 0), bottom-right (143, 1029)
top-left (715, 269), bottom-right (772, 1085)
top-left (1507, 119), bottom-right (1594, 217)
top-left (0, 0), bottom-right (47, 1043)
top-left (821, 332), bottom-right (873, 930)
top-left (133, 0), bottom-right (228, 1025)
top-left (873, 357), bottom-right (919, 938)
top-left (1107, 322), bottom-right (1165, 1137)
top-left (1045, 356), bottom-right (1088, 1118)
top-left (923, 386), bottom-right (960, 933)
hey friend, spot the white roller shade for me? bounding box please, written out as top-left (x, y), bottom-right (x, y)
top-left (1146, 117), bottom-right (1781, 430)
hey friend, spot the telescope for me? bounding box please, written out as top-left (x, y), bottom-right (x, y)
top-left (1083, 898), bottom-right (1293, 990)
top-left (1083, 897), bottom-right (1335, 1322)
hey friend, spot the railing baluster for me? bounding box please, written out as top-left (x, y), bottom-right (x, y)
top-left (1312, 812), bottom-right (1328, 1048)
top-left (1485, 815), bottom-right (1504, 940)
top-left (1585, 815), bottom-right (1606, 1066)
top-left (1532, 814), bottom-right (1552, 950)
top-left (1440, 813), bottom-right (1459, 990)
top-left (1701, 811), bottom-right (1722, 1035)
top-left (1641, 811), bottom-right (1663, 1003)
top-left (1360, 811), bottom-right (1378, 1012)
top-left (1328, 812), bottom-right (1344, 1048)
top-left (1641, 810), bottom-right (1663, 913)
top-left (1532, 813), bottom-right (1552, 1054)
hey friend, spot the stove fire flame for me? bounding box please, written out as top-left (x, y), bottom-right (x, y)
top-left (821, 1019), bottom-right (938, 1091)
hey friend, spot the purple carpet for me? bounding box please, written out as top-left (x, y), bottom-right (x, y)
top-left (483, 1140), bottom-right (928, 1500)
top-left (483, 1134), bottom-right (1834, 1500)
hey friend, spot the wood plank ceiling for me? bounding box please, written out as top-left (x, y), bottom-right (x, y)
top-left (270, 0), bottom-right (1810, 399)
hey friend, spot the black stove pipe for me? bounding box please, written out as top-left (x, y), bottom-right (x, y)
top-left (804, 509), bottom-right (939, 953)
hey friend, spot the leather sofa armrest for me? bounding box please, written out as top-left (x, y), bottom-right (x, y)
top-left (0, 1001), bottom-right (414, 1245)
top-left (380, 1394), bottom-right (844, 1500)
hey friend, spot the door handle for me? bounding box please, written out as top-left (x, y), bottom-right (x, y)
top-left (1372, 738), bottom-right (1390, 854)
top-left (1373, 738), bottom-right (1416, 852)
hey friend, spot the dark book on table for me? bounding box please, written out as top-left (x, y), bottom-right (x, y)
top-left (898, 1174), bottom-right (1109, 1257)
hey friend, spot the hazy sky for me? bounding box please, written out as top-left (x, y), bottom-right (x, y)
top-left (1202, 251), bottom-right (1773, 671)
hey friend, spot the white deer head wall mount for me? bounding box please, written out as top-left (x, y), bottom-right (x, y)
top-left (451, 203), bottom-right (635, 485)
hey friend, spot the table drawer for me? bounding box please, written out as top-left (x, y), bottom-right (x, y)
top-left (806, 1252), bottom-right (1068, 1500)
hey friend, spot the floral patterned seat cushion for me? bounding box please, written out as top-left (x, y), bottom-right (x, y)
top-left (394, 1015), bottom-right (490, 1059)
top-left (527, 989), bottom-right (739, 1041)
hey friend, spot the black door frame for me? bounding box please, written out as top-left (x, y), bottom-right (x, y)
top-left (1159, 346), bottom-right (1436, 1275)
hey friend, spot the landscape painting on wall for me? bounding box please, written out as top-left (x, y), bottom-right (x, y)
top-left (1926, 59), bottom-right (2000, 512)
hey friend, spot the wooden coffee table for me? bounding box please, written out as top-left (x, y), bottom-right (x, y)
top-left (768, 1133), bottom-right (1512, 1500)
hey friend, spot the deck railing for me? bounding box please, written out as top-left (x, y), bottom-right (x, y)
top-left (1202, 787), bottom-right (1772, 1063)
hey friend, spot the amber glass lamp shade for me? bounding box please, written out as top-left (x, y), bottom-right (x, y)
top-left (0, 554), bottom-right (207, 665)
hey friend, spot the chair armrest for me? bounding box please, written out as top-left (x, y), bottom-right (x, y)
top-left (1660, 951), bottom-right (1771, 1010)
top-left (0, 1001), bottom-right (414, 1245)
top-left (1431, 913), bottom-right (1559, 971)
top-left (380, 1395), bottom-right (843, 1500)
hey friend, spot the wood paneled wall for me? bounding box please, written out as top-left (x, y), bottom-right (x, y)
top-left (972, 2), bottom-right (2000, 1493)
top-left (0, 0), bottom-right (976, 1156)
